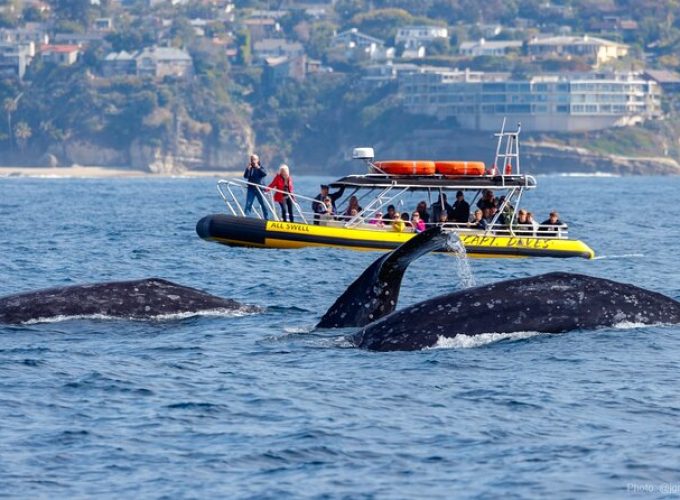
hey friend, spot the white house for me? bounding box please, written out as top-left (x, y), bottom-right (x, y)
top-left (527, 35), bottom-right (629, 66)
top-left (332, 28), bottom-right (385, 50)
top-left (135, 47), bottom-right (193, 79)
top-left (395, 25), bottom-right (448, 49)
top-left (252, 38), bottom-right (305, 63)
top-left (0, 41), bottom-right (35, 79)
top-left (459, 39), bottom-right (523, 57)
top-left (330, 28), bottom-right (393, 62)
top-left (40, 44), bottom-right (79, 65)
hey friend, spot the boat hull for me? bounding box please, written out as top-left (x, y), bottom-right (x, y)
top-left (196, 214), bottom-right (595, 259)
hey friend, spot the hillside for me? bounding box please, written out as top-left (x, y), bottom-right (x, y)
top-left (1, 0), bottom-right (680, 174)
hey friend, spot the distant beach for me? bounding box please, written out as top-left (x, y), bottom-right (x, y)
top-left (0, 166), bottom-right (240, 178)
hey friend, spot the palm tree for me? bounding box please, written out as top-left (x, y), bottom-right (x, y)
top-left (3, 98), bottom-right (17, 151)
top-left (14, 121), bottom-right (32, 152)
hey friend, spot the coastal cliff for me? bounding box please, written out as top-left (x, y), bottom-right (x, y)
top-left (5, 122), bottom-right (680, 176)
top-left (39, 124), bottom-right (255, 174)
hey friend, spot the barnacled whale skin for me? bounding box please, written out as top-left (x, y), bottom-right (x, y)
top-left (351, 272), bottom-right (680, 351)
top-left (0, 278), bottom-right (258, 324)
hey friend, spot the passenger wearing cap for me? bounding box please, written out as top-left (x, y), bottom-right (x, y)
top-left (451, 190), bottom-right (470, 223)
top-left (312, 184), bottom-right (346, 225)
top-left (369, 211), bottom-right (385, 228)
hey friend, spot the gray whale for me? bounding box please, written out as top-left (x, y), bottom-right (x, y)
top-left (314, 227), bottom-right (680, 351)
top-left (0, 278), bottom-right (258, 324)
top-left (351, 272), bottom-right (680, 351)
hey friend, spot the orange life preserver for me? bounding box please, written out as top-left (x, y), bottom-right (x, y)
top-left (435, 161), bottom-right (486, 176)
top-left (373, 160), bottom-right (436, 176)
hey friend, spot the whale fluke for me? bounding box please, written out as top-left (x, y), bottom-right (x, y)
top-left (317, 227), bottom-right (451, 328)
top-left (352, 272), bottom-right (680, 351)
top-left (0, 278), bottom-right (259, 324)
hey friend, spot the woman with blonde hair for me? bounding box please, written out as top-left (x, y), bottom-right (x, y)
top-left (267, 164), bottom-right (295, 222)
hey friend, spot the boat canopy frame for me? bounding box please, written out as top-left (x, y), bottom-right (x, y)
top-left (213, 121), bottom-right (568, 239)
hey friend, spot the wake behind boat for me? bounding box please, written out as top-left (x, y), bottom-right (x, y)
top-left (197, 122), bottom-right (595, 259)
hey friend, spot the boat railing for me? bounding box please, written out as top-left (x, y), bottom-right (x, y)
top-left (217, 179), bottom-right (324, 224)
top-left (436, 223), bottom-right (569, 239)
top-left (313, 219), bottom-right (568, 238)
top-left (216, 179), bottom-right (568, 239)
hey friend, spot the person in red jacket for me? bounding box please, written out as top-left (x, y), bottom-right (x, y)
top-left (267, 164), bottom-right (295, 222)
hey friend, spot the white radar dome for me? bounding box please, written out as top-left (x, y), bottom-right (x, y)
top-left (352, 147), bottom-right (374, 160)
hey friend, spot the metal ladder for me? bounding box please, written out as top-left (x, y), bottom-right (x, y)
top-left (492, 118), bottom-right (522, 178)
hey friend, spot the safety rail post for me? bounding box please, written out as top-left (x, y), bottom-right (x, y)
top-left (345, 185), bottom-right (411, 228)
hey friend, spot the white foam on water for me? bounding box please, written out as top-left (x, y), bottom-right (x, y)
top-left (612, 321), bottom-right (658, 330)
top-left (432, 330), bottom-right (547, 349)
top-left (283, 325), bottom-right (315, 334)
top-left (592, 253), bottom-right (644, 260)
top-left (20, 308), bottom-right (257, 325)
top-left (553, 172), bottom-right (620, 178)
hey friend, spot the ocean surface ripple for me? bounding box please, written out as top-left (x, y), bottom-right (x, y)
top-left (1, 175), bottom-right (679, 498)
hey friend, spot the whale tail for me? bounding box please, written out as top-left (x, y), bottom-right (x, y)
top-left (317, 227), bottom-right (450, 328)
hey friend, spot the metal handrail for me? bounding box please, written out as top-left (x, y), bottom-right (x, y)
top-left (218, 179), bottom-right (330, 224)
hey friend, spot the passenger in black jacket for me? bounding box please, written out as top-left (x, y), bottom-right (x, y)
top-left (312, 184), bottom-right (346, 224)
top-left (451, 191), bottom-right (470, 223)
top-left (431, 193), bottom-right (454, 223)
top-left (541, 211), bottom-right (565, 232)
top-left (243, 154), bottom-right (269, 219)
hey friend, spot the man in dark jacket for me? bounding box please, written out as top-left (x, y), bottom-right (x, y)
top-left (451, 191), bottom-right (470, 223)
top-left (243, 154), bottom-right (269, 219)
top-left (312, 184), bottom-right (345, 224)
top-left (431, 193), bottom-right (454, 223)
top-left (541, 211), bottom-right (565, 232)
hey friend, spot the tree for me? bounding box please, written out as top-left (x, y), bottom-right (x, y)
top-left (48, 0), bottom-right (94, 29)
top-left (14, 121), bottom-right (31, 151)
top-left (3, 97), bottom-right (17, 150)
top-left (307, 21), bottom-right (336, 59)
top-left (236, 29), bottom-right (251, 66)
top-left (427, 38), bottom-right (451, 56)
top-left (22, 5), bottom-right (48, 22)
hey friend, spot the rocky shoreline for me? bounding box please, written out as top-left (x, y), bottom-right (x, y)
top-left (3, 129), bottom-right (680, 176)
top-left (522, 140), bottom-right (680, 176)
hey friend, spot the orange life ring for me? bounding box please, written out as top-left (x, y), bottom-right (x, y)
top-left (435, 161), bottom-right (486, 176)
top-left (373, 160), bottom-right (436, 176)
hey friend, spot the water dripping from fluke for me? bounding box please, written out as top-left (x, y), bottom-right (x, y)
top-left (445, 231), bottom-right (476, 289)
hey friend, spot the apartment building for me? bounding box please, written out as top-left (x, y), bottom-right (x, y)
top-left (399, 68), bottom-right (660, 132)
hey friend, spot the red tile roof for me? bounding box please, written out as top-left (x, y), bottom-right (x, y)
top-left (40, 44), bottom-right (80, 53)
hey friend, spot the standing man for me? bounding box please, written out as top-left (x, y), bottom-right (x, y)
top-left (451, 191), bottom-right (470, 223)
top-left (243, 154), bottom-right (269, 219)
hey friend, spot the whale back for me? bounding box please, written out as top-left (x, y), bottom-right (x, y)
top-left (353, 272), bottom-right (680, 351)
top-left (317, 227), bottom-right (450, 328)
top-left (0, 278), bottom-right (254, 324)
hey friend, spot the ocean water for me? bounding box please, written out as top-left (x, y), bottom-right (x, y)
top-left (1, 175), bottom-right (679, 499)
